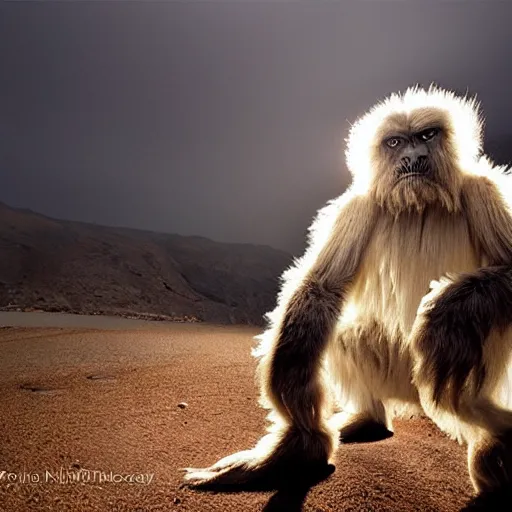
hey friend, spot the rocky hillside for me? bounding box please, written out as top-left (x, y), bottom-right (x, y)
top-left (0, 203), bottom-right (292, 325)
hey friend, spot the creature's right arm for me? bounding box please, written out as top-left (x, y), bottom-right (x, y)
top-left (260, 190), bottom-right (378, 434)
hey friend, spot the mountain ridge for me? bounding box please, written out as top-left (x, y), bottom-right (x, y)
top-left (0, 202), bottom-right (292, 325)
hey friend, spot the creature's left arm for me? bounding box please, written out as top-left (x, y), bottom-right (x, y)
top-left (412, 172), bottom-right (512, 408)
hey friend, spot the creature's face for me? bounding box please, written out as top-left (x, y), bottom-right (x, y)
top-left (371, 109), bottom-right (461, 214)
top-left (345, 86), bottom-right (484, 215)
top-left (381, 125), bottom-right (442, 183)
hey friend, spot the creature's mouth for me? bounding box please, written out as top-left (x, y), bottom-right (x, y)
top-left (396, 172), bottom-right (427, 181)
top-left (393, 172), bottom-right (436, 190)
top-left (395, 158), bottom-right (431, 182)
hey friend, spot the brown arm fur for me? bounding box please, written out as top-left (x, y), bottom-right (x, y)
top-left (263, 192), bottom-right (379, 432)
top-left (182, 191), bottom-right (379, 488)
top-left (413, 173), bottom-right (512, 409)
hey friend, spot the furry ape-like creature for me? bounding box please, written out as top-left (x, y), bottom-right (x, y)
top-left (184, 86), bottom-right (512, 494)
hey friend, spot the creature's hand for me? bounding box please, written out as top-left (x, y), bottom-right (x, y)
top-left (183, 425), bottom-right (336, 489)
top-left (416, 274), bottom-right (456, 316)
top-left (411, 270), bottom-right (497, 407)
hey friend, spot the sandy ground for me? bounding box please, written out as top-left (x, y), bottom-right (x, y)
top-left (0, 315), bottom-right (506, 511)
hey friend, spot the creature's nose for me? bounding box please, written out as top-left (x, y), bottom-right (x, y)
top-left (401, 146), bottom-right (429, 170)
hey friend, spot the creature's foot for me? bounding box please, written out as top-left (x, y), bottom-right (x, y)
top-left (338, 413), bottom-right (393, 444)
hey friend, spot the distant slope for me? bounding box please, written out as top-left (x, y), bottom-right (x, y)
top-left (0, 202), bottom-right (292, 325)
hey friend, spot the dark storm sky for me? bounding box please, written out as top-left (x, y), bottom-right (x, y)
top-left (2, 1), bottom-right (512, 254)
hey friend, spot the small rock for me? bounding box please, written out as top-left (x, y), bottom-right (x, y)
top-left (177, 402), bottom-right (188, 409)
top-left (173, 497), bottom-right (181, 504)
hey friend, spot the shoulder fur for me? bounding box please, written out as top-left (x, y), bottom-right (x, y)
top-left (463, 154), bottom-right (512, 206)
top-left (461, 156), bottom-right (512, 265)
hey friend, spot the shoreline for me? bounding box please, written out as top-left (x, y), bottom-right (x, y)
top-left (0, 310), bottom-right (257, 332)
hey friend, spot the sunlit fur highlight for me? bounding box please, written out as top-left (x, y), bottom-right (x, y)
top-left (184, 86), bottom-right (512, 496)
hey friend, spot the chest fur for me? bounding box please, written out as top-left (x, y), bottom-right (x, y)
top-left (344, 208), bottom-right (481, 336)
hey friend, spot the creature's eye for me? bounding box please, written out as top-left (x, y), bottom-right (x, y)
top-left (419, 128), bottom-right (439, 142)
top-left (385, 137), bottom-right (402, 149)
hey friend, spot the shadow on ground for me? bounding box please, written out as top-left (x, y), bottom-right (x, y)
top-left (461, 488), bottom-right (512, 511)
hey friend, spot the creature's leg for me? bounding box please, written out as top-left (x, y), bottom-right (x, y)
top-left (326, 325), bottom-right (394, 443)
top-left (411, 277), bottom-right (512, 492)
top-left (414, 379), bottom-right (512, 493)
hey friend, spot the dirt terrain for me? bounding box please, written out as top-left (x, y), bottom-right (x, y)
top-left (0, 320), bottom-right (508, 511)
